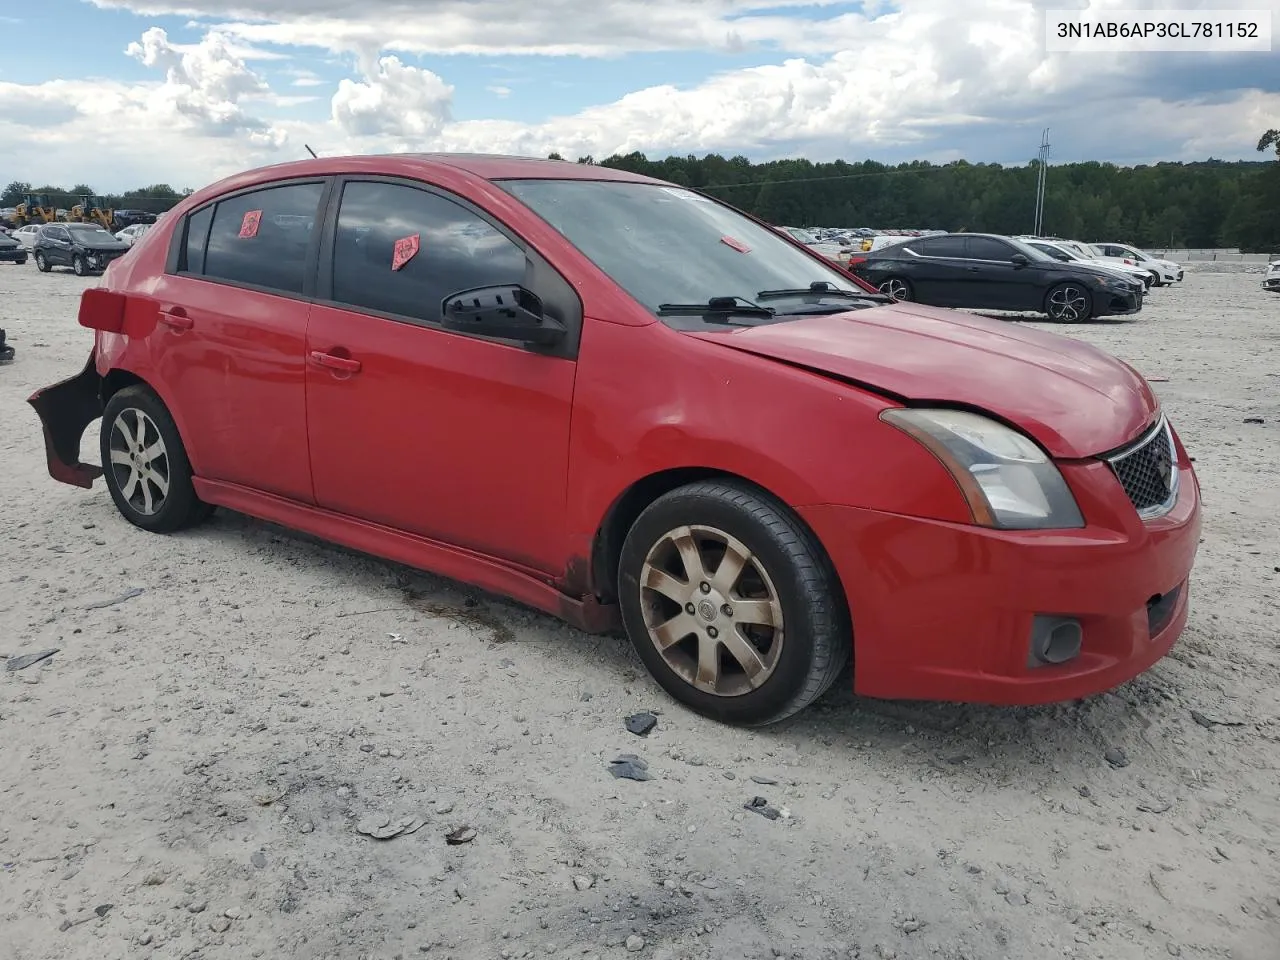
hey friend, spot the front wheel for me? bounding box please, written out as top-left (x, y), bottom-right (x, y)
top-left (617, 480), bottom-right (851, 726)
top-left (100, 385), bottom-right (213, 533)
top-left (1045, 282), bottom-right (1092, 323)
top-left (878, 277), bottom-right (912, 301)
top-left (34, 251), bottom-right (51, 272)
top-left (1147, 270), bottom-right (1163, 288)
top-left (72, 255), bottom-right (88, 276)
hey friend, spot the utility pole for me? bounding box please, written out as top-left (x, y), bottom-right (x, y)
top-left (1033, 128), bottom-right (1050, 236)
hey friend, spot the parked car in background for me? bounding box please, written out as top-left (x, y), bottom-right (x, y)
top-left (12, 224), bottom-right (45, 248)
top-left (1264, 258), bottom-right (1280, 293)
top-left (28, 155), bottom-right (1200, 726)
top-left (33, 222), bottom-right (130, 275)
top-left (778, 226), bottom-right (857, 266)
top-left (1016, 237), bottom-right (1153, 290)
top-left (1091, 243), bottom-right (1183, 286)
top-left (115, 223), bottom-right (152, 247)
top-left (112, 208), bottom-right (159, 231)
top-left (847, 232), bottom-right (1145, 322)
top-left (0, 230), bottom-right (28, 265)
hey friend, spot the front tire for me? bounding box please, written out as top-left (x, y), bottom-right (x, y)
top-left (1147, 270), bottom-right (1163, 287)
top-left (1045, 282), bottom-right (1092, 323)
top-left (100, 385), bottom-right (213, 533)
top-left (34, 251), bottom-right (51, 272)
top-left (72, 255), bottom-right (88, 277)
top-left (617, 480), bottom-right (851, 726)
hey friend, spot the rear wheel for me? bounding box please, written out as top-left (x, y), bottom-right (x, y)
top-left (34, 251), bottom-right (50, 272)
top-left (617, 480), bottom-right (851, 726)
top-left (878, 277), bottom-right (912, 301)
top-left (100, 385), bottom-right (213, 533)
top-left (1045, 282), bottom-right (1092, 323)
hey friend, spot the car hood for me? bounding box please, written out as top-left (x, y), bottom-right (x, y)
top-left (687, 303), bottom-right (1158, 459)
top-left (0, 237), bottom-right (16, 249)
top-left (82, 241), bottom-right (129, 252)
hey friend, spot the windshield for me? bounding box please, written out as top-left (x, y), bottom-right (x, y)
top-left (67, 224), bottom-right (116, 242)
top-left (497, 179), bottom-right (868, 325)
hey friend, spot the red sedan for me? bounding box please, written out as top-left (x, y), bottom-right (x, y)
top-left (29, 155), bottom-right (1201, 725)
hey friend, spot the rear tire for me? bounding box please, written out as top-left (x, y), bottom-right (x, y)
top-left (617, 480), bottom-right (851, 726)
top-left (878, 277), bottom-right (912, 301)
top-left (100, 385), bottom-right (213, 534)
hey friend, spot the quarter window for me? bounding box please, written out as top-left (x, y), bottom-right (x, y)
top-left (329, 181), bottom-right (527, 326)
top-left (202, 182), bottom-right (325, 294)
top-left (181, 205), bottom-right (214, 274)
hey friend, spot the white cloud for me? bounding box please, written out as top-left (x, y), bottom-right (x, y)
top-left (487, 85), bottom-right (511, 98)
top-left (330, 55), bottom-right (453, 140)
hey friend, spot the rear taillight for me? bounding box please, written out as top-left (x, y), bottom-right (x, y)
top-left (78, 288), bottom-right (127, 333)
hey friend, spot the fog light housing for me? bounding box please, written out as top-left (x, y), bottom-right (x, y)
top-left (1027, 615), bottom-right (1082, 667)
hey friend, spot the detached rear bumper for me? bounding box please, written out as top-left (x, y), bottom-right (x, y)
top-left (27, 350), bottom-right (105, 489)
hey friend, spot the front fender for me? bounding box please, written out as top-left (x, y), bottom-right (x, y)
top-left (28, 349), bottom-right (104, 489)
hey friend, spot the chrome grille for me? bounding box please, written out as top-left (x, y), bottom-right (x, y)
top-left (1105, 417), bottom-right (1178, 519)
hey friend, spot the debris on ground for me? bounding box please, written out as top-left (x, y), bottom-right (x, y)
top-left (625, 711), bottom-right (658, 736)
top-left (83, 587), bottom-right (144, 610)
top-left (744, 796), bottom-right (782, 820)
top-left (750, 774), bottom-right (778, 785)
top-left (608, 754), bottom-right (653, 781)
top-left (444, 825), bottom-right (477, 845)
top-left (1104, 747), bottom-right (1130, 768)
top-left (356, 814), bottom-right (427, 840)
top-left (5, 649), bottom-right (59, 672)
top-left (1191, 709), bottom-right (1246, 728)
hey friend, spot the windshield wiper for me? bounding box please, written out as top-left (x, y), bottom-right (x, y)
top-left (756, 281), bottom-right (894, 303)
top-left (656, 296), bottom-right (776, 319)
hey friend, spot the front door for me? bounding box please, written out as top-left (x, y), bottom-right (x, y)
top-left (44, 226), bottom-right (73, 266)
top-left (148, 179), bottom-right (328, 502)
top-left (304, 178), bottom-right (579, 575)
top-left (960, 236), bottom-right (1041, 310)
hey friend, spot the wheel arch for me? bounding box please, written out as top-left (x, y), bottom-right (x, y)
top-left (99, 367), bottom-right (204, 475)
top-left (588, 467), bottom-right (851, 623)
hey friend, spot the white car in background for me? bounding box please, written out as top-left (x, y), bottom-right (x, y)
top-left (11, 224), bottom-right (45, 249)
top-left (779, 226), bottom-right (856, 265)
top-left (114, 223), bottom-right (151, 247)
top-left (1090, 242), bottom-right (1183, 286)
top-left (1017, 237), bottom-right (1153, 289)
top-left (1263, 258), bottom-right (1280, 293)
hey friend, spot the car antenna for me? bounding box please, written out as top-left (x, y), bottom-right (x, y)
top-left (304, 144), bottom-right (319, 158)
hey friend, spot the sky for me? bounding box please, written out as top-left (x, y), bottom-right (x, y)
top-left (0, 0), bottom-right (1277, 192)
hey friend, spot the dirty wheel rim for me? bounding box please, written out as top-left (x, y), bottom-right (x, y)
top-left (108, 408), bottom-right (170, 516)
top-left (35, 253), bottom-right (46, 269)
top-left (73, 256), bottom-right (86, 276)
top-left (639, 524), bottom-right (785, 697)
top-left (879, 278), bottom-right (909, 300)
top-left (1048, 285), bottom-right (1087, 321)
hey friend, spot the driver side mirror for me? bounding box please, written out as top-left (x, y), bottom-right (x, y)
top-left (442, 284), bottom-right (566, 346)
top-left (1010, 253), bottom-right (1030, 268)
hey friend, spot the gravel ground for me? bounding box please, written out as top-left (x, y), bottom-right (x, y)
top-left (2, 261), bottom-right (1277, 960)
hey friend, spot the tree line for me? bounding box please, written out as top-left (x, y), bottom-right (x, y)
top-left (6, 130), bottom-right (1277, 249)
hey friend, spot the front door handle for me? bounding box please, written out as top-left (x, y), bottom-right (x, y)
top-left (159, 306), bottom-right (192, 330)
top-left (310, 350), bottom-right (362, 374)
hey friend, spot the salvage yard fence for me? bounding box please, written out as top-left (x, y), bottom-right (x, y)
top-left (1150, 249), bottom-right (1276, 262)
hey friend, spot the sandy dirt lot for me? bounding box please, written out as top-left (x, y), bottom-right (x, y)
top-left (2, 261), bottom-right (1277, 960)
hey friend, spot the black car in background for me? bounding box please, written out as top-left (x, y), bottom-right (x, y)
top-left (33, 223), bottom-right (130, 276)
top-left (0, 230), bottom-right (27, 265)
top-left (846, 232), bottom-right (1144, 322)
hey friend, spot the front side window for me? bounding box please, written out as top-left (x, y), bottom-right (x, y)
top-left (497, 179), bottom-right (864, 326)
top-left (202, 182), bottom-right (325, 294)
top-left (966, 236), bottom-right (1016, 261)
top-left (329, 180), bottom-right (527, 326)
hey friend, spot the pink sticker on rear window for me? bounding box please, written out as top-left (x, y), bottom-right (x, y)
top-left (239, 210), bottom-right (262, 239)
top-left (720, 235), bottom-right (751, 254)
top-left (391, 233), bottom-right (421, 271)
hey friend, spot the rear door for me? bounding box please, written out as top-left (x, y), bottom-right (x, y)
top-left (304, 176), bottom-right (580, 574)
top-left (150, 178), bottom-right (330, 502)
top-left (896, 235), bottom-right (969, 304)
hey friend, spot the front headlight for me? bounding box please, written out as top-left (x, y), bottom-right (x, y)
top-left (881, 408), bottom-right (1085, 530)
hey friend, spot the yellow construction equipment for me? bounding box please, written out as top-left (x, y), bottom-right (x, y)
top-left (69, 196), bottom-right (114, 230)
top-left (14, 194), bottom-right (57, 226)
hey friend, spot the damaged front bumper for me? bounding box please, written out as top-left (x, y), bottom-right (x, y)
top-left (27, 350), bottom-right (105, 489)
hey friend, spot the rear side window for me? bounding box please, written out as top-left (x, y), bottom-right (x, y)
top-left (202, 182), bottom-right (325, 294)
top-left (912, 235), bottom-right (967, 258)
top-left (182, 205), bottom-right (213, 274)
top-left (329, 180), bottom-right (526, 326)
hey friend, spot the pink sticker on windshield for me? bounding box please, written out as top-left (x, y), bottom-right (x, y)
top-left (720, 235), bottom-right (751, 254)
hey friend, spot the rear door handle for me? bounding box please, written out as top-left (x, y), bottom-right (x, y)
top-left (309, 350), bottom-right (362, 373)
top-left (967, 266), bottom-right (980, 272)
top-left (158, 306), bottom-right (192, 330)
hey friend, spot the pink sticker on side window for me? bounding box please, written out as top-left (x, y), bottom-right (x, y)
top-left (239, 210), bottom-right (262, 239)
top-left (392, 233), bottom-right (421, 271)
top-left (720, 235), bottom-right (751, 254)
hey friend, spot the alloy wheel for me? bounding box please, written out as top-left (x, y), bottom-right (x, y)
top-left (879, 278), bottom-right (910, 300)
top-left (108, 408), bottom-right (171, 516)
top-left (638, 524), bottom-right (785, 697)
top-left (1047, 284), bottom-right (1088, 322)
